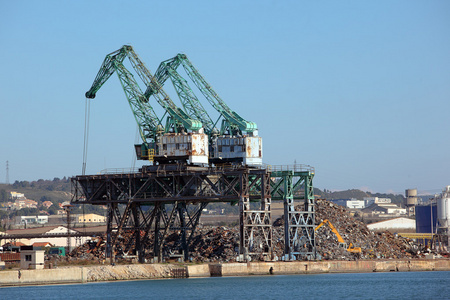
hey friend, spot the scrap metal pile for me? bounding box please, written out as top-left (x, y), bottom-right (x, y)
top-left (70, 199), bottom-right (421, 262)
top-left (311, 199), bottom-right (415, 260)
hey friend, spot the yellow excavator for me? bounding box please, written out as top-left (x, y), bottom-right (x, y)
top-left (315, 219), bottom-right (362, 253)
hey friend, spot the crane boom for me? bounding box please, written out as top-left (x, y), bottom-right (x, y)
top-left (152, 54), bottom-right (257, 136)
top-left (153, 54), bottom-right (216, 134)
top-left (85, 47), bottom-right (161, 150)
top-left (86, 46), bottom-right (202, 135)
top-left (85, 46), bottom-right (209, 164)
top-left (179, 54), bottom-right (258, 135)
top-left (124, 47), bottom-right (202, 132)
top-left (151, 53), bottom-right (263, 166)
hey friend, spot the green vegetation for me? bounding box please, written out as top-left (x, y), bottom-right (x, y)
top-left (315, 188), bottom-right (406, 206)
top-left (0, 177), bottom-right (409, 222)
top-left (0, 178), bottom-right (106, 221)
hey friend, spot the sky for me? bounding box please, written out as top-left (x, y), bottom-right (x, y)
top-left (0, 0), bottom-right (449, 194)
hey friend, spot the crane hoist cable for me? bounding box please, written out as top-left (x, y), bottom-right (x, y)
top-left (82, 97), bottom-right (91, 176)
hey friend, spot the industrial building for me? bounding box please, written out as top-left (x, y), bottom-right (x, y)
top-left (330, 198), bottom-right (365, 209)
top-left (363, 197), bottom-right (392, 207)
top-left (413, 186), bottom-right (450, 248)
top-left (362, 203), bottom-right (406, 217)
top-left (15, 215), bottom-right (48, 225)
top-left (3, 225), bottom-right (95, 250)
top-left (74, 213), bottom-right (106, 224)
top-left (367, 217), bottom-right (415, 232)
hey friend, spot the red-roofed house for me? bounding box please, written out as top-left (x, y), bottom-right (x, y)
top-left (42, 201), bottom-right (53, 209)
top-left (32, 242), bottom-right (53, 249)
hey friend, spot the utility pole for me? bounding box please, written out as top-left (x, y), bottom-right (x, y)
top-left (63, 203), bottom-right (74, 256)
top-left (6, 161), bottom-right (9, 184)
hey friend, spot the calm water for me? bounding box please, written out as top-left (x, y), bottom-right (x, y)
top-left (1, 271), bottom-right (449, 299)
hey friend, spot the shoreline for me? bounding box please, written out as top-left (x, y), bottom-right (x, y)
top-left (1, 259), bottom-right (449, 287)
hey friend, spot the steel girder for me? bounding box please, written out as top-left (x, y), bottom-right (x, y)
top-left (239, 169), bottom-right (272, 260)
top-left (71, 166), bottom-right (269, 262)
top-left (270, 166), bottom-right (316, 260)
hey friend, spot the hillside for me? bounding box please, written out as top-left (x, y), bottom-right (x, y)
top-left (0, 178), bottom-right (72, 204)
top-left (315, 188), bottom-right (406, 206)
top-left (0, 178), bottom-right (105, 222)
top-left (1, 178), bottom-right (408, 220)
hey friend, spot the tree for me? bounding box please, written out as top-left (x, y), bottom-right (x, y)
top-left (48, 205), bottom-right (59, 215)
top-left (0, 189), bottom-right (7, 202)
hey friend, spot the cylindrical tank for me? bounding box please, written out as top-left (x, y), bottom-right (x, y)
top-left (405, 189), bottom-right (418, 206)
top-left (415, 205), bottom-right (437, 233)
top-left (437, 186), bottom-right (450, 229)
top-left (406, 189), bottom-right (418, 197)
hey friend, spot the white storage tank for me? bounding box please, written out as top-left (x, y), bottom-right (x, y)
top-left (437, 185), bottom-right (450, 229)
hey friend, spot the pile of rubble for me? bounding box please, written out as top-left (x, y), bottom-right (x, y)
top-left (190, 226), bottom-right (239, 262)
top-left (69, 199), bottom-right (428, 263)
top-left (313, 199), bottom-right (415, 260)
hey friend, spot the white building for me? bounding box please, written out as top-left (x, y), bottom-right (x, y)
top-left (364, 197), bottom-right (391, 207)
top-left (20, 248), bottom-right (45, 269)
top-left (367, 217), bottom-right (416, 231)
top-left (6, 225), bottom-right (92, 249)
top-left (331, 198), bottom-right (365, 209)
top-left (9, 192), bottom-right (25, 199)
top-left (363, 203), bottom-right (407, 216)
top-left (15, 215), bottom-right (48, 225)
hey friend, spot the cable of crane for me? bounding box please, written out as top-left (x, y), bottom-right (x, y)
top-left (81, 97), bottom-right (91, 233)
top-left (131, 124), bottom-right (139, 170)
top-left (82, 97), bottom-right (91, 175)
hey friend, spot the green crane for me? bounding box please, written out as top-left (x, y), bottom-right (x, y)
top-left (152, 55), bottom-right (217, 136)
top-left (152, 54), bottom-right (257, 136)
top-left (85, 46), bottom-right (161, 159)
top-left (151, 53), bottom-right (262, 166)
top-left (85, 46), bottom-right (204, 161)
top-left (123, 47), bottom-right (202, 133)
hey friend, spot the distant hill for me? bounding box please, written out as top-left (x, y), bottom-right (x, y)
top-left (1, 178), bottom-right (409, 220)
top-left (314, 188), bottom-right (406, 207)
top-left (0, 177), bottom-right (72, 203)
top-left (0, 178), bottom-right (106, 223)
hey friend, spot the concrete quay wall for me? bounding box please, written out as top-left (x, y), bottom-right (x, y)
top-left (1, 259), bottom-right (449, 286)
top-left (0, 264), bottom-right (174, 286)
top-left (0, 267), bottom-right (88, 286)
top-left (188, 259), bottom-right (450, 277)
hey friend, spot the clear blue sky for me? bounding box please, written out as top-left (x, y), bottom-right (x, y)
top-left (1, 1), bottom-right (449, 194)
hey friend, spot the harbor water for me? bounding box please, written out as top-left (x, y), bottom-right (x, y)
top-left (2, 271), bottom-right (449, 299)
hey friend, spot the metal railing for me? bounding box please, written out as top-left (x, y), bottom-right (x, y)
top-left (264, 164), bottom-right (315, 173)
top-left (97, 164), bottom-right (314, 175)
top-left (99, 168), bottom-right (140, 174)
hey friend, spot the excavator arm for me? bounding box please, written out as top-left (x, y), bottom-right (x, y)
top-left (315, 219), bottom-right (361, 253)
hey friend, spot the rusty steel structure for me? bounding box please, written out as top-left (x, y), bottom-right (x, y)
top-left (270, 165), bottom-right (316, 260)
top-left (71, 164), bottom-right (314, 262)
top-left (71, 164), bottom-right (273, 262)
